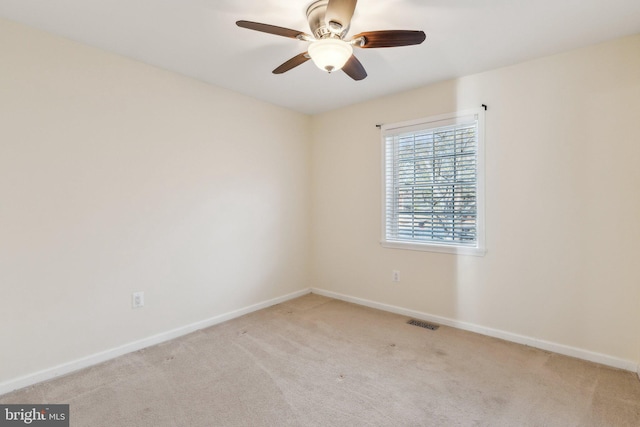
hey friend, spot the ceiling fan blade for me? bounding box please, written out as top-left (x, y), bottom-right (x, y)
top-left (342, 55), bottom-right (367, 81)
top-left (325, 0), bottom-right (358, 33)
top-left (353, 30), bottom-right (426, 48)
top-left (236, 20), bottom-right (309, 40)
top-left (273, 53), bottom-right (311, 74)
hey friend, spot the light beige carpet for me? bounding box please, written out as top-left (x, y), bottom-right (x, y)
top-left (2, 294), bottom-right (640, 426)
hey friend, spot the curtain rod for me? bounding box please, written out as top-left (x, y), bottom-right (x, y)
top-left (376, 104), bottom-right (487, 128)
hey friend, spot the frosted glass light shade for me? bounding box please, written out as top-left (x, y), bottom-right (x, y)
top-left (308, 38), bottom-right (353, 73)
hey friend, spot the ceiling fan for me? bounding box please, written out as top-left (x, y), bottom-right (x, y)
top-left (236, 0), bottom-right (426, 81)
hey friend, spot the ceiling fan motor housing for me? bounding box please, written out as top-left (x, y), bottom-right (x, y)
top-left (306, 0), bottom-right (349, 39)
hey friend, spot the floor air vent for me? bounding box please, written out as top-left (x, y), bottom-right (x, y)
top-left (407, 319), bottom-right (440, 330)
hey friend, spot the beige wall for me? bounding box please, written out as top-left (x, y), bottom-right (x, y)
top-left (0, 18), bottom-right (311, 384)
top-left (311, 34), bottom-right (640, 366)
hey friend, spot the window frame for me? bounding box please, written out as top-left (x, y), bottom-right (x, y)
top-left (380, 108), bottom-right (486, 256)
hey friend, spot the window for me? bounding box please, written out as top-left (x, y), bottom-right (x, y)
top-left (381, 108), bottom-right (485, 255)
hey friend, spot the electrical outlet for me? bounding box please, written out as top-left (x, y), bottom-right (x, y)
top-left (132, 291), bottom-right (144, 309)
top-left (392, 270), bottom-right (400, 282)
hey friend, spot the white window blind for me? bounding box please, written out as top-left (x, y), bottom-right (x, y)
top-left (382, 109), bottom-right (485, 255)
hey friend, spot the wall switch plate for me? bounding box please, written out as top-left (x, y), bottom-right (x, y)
top-left (392, 270), bottom-right (400, 282)
top-left (132, 291), bottom-right (144, 309)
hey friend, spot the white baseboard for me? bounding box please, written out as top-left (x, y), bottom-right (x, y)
top-left (311, 287), bottom-right (638, 373)
top-left (3, 287), bottom-right (636, 395)
top-left (0, 288), bottom-right (311, 396)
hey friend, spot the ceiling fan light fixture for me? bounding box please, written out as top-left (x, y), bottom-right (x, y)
top-left (308, 38), bottom-right (353, 73)
top-left (237, 0), bottom-right (426, 81)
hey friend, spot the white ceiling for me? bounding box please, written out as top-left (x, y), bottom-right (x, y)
top-left (1, 0), bottom-right (639, 114)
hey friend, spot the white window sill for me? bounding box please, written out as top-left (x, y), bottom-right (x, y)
top-left (381, 240), bottom-right (487, 256)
